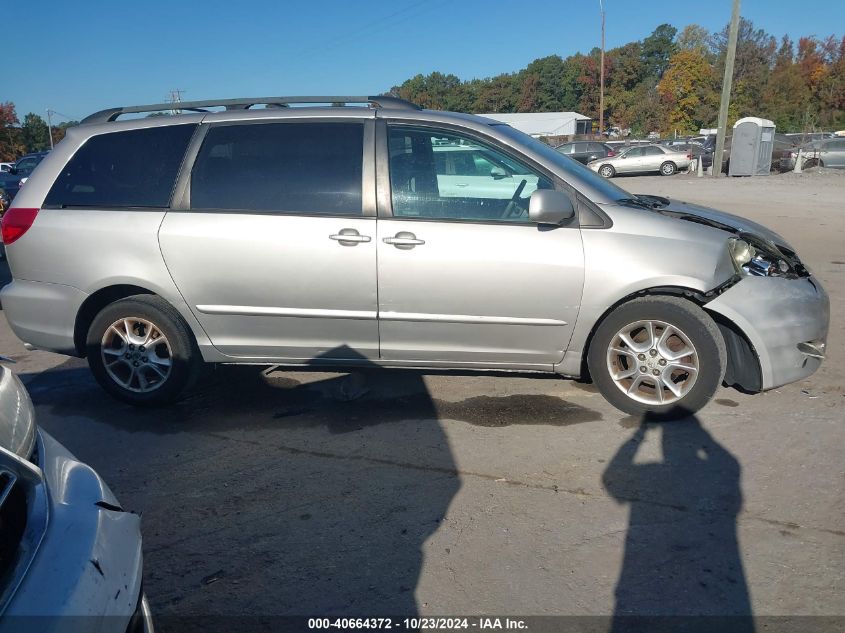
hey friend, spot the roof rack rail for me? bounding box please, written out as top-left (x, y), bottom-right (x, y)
top-left (81, 95), bottom-right (421, 124)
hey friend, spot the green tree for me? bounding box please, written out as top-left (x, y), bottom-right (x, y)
top-left (677, 24), bottom-right (710, 56)
top-left (473, 74), bottom-right (520, 113)
top-left (0, 102), bottom-right (25, 161)
top-left (711, 18), bottom-right (777, 116)
top-left (21, 113), bottom-right (51, 152)
top-left (642, 24), bottom-right (678, 79)
top-left (383, 21), bottom-right (842, 135)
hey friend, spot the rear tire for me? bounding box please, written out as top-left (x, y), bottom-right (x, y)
top-left (599, 164), bottom-right (615, 178)
top-left (86, 295), bottom-right (203, 406)
top-left (660, 161), bottom-right (677, 176)
top-left (587, 296), bottom-right (726, 419)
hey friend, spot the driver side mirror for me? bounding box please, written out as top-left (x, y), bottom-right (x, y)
top-left (490, 166), bottom-right (508, 180)
top-left (529, 190), bottom-right (575, 225)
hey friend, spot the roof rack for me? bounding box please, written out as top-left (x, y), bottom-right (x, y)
top-left (81, 95), bottom-right (420, 124)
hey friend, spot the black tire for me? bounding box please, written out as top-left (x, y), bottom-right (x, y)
top-left (587, 296), bottom-right (726, 419)
top-left (660, 161), bottom-right (677, 176)
top-left (599, 164), bottom-right (616, 178)
top-left (86, 294), bottom-right (203, 406)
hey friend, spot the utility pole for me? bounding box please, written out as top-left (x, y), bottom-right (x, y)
top-left (598, 0), bottom-right (605, 139)
top-left (45, 108), bottom-right (54, 150)
top-left (167, 89), bottom-right (185, 115)
top-left (712, 0), bottom-right (741, 177)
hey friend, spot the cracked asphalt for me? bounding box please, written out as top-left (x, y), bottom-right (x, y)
top-left (1, 170), bottom-right (842, 629)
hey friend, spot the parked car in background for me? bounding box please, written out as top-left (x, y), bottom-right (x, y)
top-left (0, 163), bottom-right (13, 174)
top-left (780, 138), bottom-right (845, 171)
top-left (784, 132), bottom-right (834, 145)
top-left (0, 152), bottom-right (49, 200)
top-left (0, 363), bottom-right (152, 631)
top-left (0, 95), bottom-right (829, 417)
top-left (589, 144), bottom-right (692, 177)
top-left (671, 143), bottom-right (713, 171)
top-left (554, 141), bottom-right (616, 165)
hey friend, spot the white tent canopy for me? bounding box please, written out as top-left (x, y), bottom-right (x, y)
top-left (481, 112), bottom-right (591, 137)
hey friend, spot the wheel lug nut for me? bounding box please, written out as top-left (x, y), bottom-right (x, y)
top-left (650, 349), bottom-right (657, 356)
top-left (637, 354), bottom-right (646, 361)
top-left (129, 344), bottom-right (135, 350)
top-left (639, 366), bottom-right (647, 373)
top-left (652, 369), bottom-right (660, 376)
top-left (658, 359), bottom-right (667, 366)
top-left (133, 361), bottom-right (139, 367)
top-left (124, 353), bottom-right (130, 359)
top-left (139, 346), bottom-right (145, 352)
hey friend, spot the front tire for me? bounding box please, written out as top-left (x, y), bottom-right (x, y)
top-left (660, 161), bottom-right (677, 176)
top-left (587, 297), bottom-right (726, 418)
top-left (599, 164), bottom-right (616, 178)
top-left (86, 295), bottom-right (203, 405)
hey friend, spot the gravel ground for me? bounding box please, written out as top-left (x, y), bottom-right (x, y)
top-left (1, 169), bottom-right (842, 631)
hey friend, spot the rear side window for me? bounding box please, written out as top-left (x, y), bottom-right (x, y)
top-left (190, 122), bottom-right (363, 215)
top-left (44, 125), bottom-right (196, 208)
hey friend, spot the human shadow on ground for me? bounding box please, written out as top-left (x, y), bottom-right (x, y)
top-left (602, 414), bottom-right (754, 633)
top-left (20, 344), bottom-right (598, 631)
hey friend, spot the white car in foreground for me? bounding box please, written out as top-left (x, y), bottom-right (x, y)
top-left (0, 364), bottom-right (153, 632)
top-left (590, 144), bottom-right (692, 177)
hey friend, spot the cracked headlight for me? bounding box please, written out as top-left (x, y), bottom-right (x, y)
top-left (728, 238), bottom-right (795, 278)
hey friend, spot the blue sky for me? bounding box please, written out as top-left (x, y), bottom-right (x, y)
top-left (7, 0), bottom-right (844, 122)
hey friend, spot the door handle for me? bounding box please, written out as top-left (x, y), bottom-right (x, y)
top-left (330, 228), bottom-right (371, 246)
top-left (383, 231), bottom-right (425, 249)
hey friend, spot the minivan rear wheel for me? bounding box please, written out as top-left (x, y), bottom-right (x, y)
top-left (587, 297), bottom-right (726, 418)
top-left (86, 295), bottom-right (202, 405)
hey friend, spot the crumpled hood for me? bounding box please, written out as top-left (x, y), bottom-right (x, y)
top-left (640, 196), bottom-right (793, 250)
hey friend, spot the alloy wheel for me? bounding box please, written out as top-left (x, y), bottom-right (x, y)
top-left (101, 317), bottom-right (172, 393)
top-left (605, 319), bottom-right (699, 405)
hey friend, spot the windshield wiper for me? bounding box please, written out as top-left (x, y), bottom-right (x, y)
top-left (616, 197), bottom-right (654, 210)
top-left (633, 194), bottom-right (670, 208)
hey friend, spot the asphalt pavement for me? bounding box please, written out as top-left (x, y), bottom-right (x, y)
top-left (1, 170), bottom-right (842, 631)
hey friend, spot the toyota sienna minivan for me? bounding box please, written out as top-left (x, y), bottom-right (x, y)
top-left (0, 96), bottom-right (829, 417)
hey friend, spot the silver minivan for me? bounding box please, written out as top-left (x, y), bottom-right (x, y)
top-left (0, 96), bottom-right (829, 417)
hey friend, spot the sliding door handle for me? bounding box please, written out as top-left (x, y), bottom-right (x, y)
top-left (383, 231), bottom-right (425, 249)
top-left (330, 229), bottom-right (371, 246)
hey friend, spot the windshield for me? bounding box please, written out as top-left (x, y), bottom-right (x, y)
top-left (492, 124), bottom-right (632, 203)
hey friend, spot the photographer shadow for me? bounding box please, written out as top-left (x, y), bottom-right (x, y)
top-left (602, 414), bottom-right (754, 633)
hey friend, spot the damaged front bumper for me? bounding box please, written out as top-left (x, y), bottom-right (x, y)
top-left (706, 275), bottom-right (829, 391)
top-left (0, 430), bottom-right (152, 633)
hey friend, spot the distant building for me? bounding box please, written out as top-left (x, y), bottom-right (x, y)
top-left (481, 112), bottom-right (593, 137)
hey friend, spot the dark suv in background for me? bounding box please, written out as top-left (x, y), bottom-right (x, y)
top-left (0, 151), bottom-right (50, 200)
top-left (554, 141), bottom-right (616, 164)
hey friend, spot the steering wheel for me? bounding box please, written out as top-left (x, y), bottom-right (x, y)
top-left (501, 178), bottom-right (528, 219)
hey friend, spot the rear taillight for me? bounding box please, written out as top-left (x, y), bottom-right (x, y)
top-left (1, 208), bottom-right (39, 245)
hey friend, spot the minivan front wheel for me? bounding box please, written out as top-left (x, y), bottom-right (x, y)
top-left (87, 295), bottom-right (202, 405)
top-left (588, 297), bottom-right (726, 418)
